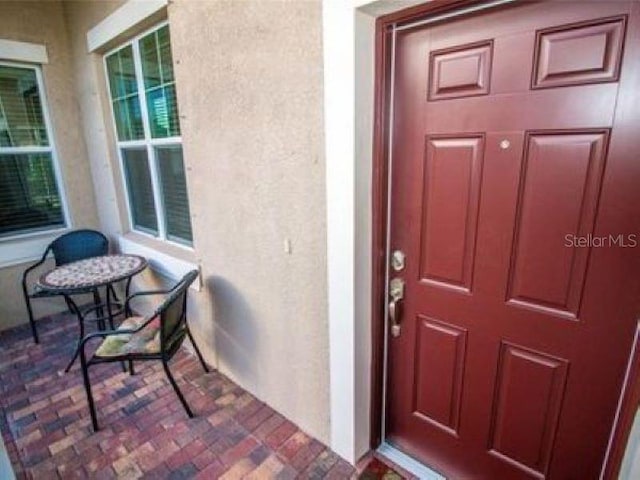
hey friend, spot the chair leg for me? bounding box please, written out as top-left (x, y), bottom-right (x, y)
top-left (186, 327), bottom-right (210, 373)
top-left (65, 297), bottom-right (85, 373)
top-left (23, 294), bottom-right (39, 344)
top-left (80, 354), bottom-right (99, 432)
top-left (124, 278), bottom-right (133, 316)
top-left (63, 296), bottom-right (73, 313)
top-left (93, 289), bottom-right (105, 331)
top-left (162, 360), bottom-right (193, 418)
top-left (128, 360), bottom-right (135, 376)
top-left (108, 283), bottom-right (120, 306)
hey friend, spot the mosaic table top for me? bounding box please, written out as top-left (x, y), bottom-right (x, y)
top-left (38, 254), bottom-right (147, 292)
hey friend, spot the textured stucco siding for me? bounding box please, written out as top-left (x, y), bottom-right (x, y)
top-left (0, 1), bottom-right (100, 330)
top-left (170, 0), bottom-right (329, 443)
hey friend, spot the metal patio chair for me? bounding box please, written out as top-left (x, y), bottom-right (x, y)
top-left (21, 229), bottom-right (111, 343)
top-left (78, 269), bottom-right (210, 431)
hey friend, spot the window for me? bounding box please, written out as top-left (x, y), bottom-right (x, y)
top-left (0, 62), bottom-right (67, 238)
top-left (104, 23), bottom-right (193, 245)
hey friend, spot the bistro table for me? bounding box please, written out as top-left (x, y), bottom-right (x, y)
top-left (37, 254), bottom-right (147, 372)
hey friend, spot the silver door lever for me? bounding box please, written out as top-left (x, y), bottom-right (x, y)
top-left (389, 278), bottom-right (404, 338)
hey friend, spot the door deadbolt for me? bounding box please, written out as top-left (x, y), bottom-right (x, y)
top-left (391, 250), bottom-right (406, 271)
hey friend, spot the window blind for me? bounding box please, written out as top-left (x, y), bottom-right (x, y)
top-left (0, 153), bottom-right (64, 236)
top-left (122, 148), bottom-right (158, 234)
top-left (156, 146), bottom-right (192, 243)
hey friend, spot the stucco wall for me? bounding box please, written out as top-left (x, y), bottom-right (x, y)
top-left (0, 1), bottom-right (100, 330)
top-left (63, 0), bottom-right (330, 444)
top-left (62, 0), bottom-right (126, 236)
top-left (172, 0), bottom-right (329, 442)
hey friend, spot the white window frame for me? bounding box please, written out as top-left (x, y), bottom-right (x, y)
top-left (0, 60), bottom-right (70, 243)
top-left (103, 21), bottom-right (192, 249)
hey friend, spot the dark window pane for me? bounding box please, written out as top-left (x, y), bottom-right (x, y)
top-left (0, 66), bottom-right (48, 147)
top-left (140, 25), bottom-right (180, 138)
top-left (147, 85), bottom-right (180, 138)
top-left (112, 96), bottom-right (144, 141)
top-left (140, 32), bottom-right (161, 89)
top-left (106, 46), bottom-right (143, 141)
top-left (140, 25), bottom-right (174, 89)
top-left (0, 153), bottom-right (65, 236)
top-left (106, 46), bottom-right (137, 98)
top-left (157, 25), bottom-right (174, 83)
top-left (121, 148), bottom-right (158, 234)
top-left (156, 146), bottom-right (192, 243)
top-left (105, 53), bottom-right (121, 98)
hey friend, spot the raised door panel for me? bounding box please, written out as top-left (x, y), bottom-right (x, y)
top-left (533, 16), bottom-right (626, 89)
top-left (420, 136), bottom-right (484, 292)
top-left (506, 131), bottom-right (608, 319)
top-left (489, 343), bottom-right (569, 477)
top-left (428, 41), bottom-right (493, 100)
top-left (412, 317), bottom-right (467, 435)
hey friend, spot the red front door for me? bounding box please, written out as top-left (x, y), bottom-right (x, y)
top-left (385, 1), bottom-right (640, 479)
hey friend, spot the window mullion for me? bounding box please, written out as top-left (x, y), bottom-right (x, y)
top-left (147, 144), bottom-right (166, 240)
top-left (132, 40), bottom-right (166, 240)
top-left (116, 139), bottom-right (149, 148)
top-left (0, 146), bottom-right (52, 155)
top-left (149, 136), bottom-right (181, 146)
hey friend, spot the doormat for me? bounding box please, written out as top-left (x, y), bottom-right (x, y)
top-left (358, 456), bottom-right (405, 480)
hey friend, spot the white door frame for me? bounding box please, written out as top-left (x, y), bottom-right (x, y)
top-left (322, 0), bottom-right (424, 464)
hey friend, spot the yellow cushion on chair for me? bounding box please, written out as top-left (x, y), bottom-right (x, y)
top-left (95, 316), bottom-right (161, 357)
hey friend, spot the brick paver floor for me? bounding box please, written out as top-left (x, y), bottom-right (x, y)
top-left (0, 312), bottom-right (355, 479)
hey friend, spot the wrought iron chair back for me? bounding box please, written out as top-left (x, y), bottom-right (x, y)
top-left (155, 269), bottom-right (199, 357)
top-left (50, 229), bottom-right (108, 266)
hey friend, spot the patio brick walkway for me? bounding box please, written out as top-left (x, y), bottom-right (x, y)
top-left (0, 312), bottom-right (355, 479)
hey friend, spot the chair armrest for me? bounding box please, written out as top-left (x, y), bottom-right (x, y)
top-left (124, 289), bottom-right (171, 312)
top-left (126, 289), bottom-right (171, 299)
top-left (80, 328), bottom-right (136, 345)
top-left (21, 247), bottom-right (52, 291)
top-left (83, 304), bottom-right (126, 321)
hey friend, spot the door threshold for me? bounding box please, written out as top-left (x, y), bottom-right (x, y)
top-left (0, 434), bottom-right (15, 480)
top-left (376, 442), bottom-right (446, 480)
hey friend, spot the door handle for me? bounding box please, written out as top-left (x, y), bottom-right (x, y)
top-left (389, 278), bottom-right (404, 338)
top-left (389, 298), bottom-right (402, 337)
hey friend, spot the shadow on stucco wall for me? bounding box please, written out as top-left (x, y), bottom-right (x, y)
top-left (204, 275), bottom-right (258, 390)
